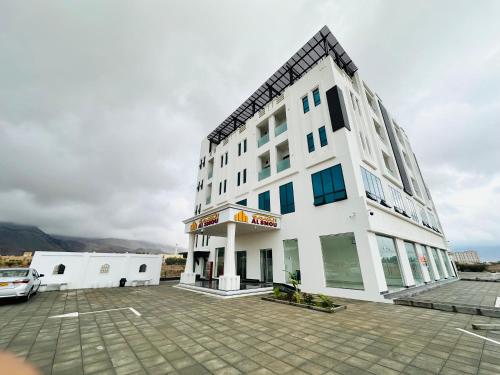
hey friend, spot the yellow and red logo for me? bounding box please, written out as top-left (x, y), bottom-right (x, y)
top-left (234, 211), bottom-right (248, 223)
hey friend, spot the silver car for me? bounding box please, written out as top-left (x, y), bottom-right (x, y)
top-left (0, 268), bottom-right (43, 301)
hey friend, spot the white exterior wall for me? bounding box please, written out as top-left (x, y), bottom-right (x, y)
top-left (187, 54), bottom-right (453, 302)
top-left (31, 251), bottom-right (162, 290)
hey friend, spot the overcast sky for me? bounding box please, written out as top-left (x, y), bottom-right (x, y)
top-left (0, 1), bottom-right (499, 256)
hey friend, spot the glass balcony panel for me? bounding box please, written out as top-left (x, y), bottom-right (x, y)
top-left (277, 158), bottom-right (290, 173)
top-left (274, 122), bottom-right (287, 137)
top-left (257, 133), bottom-right (269, 148)
top-left (207, 170), bottom-right (213, 179)
top-left (258, 166), bottom-right (271, 181)
top-left (205, 196), bottom-right (211, 205)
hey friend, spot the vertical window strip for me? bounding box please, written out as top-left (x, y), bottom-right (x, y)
top-left (319, 126), bottom-right (328, 147)
top-left (307, 133), bottom-right (315, 153)
top-left (302, 96), bottom-right (310, 113)
top-left (313, 88), bottom-right (321, 106)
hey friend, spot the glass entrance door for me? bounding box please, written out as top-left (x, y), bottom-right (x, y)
top-left (236, 251), bottom-right (247, 280)
top-left (260, 249), bottom-right (273, 282)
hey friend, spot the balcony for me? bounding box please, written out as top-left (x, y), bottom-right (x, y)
top-left (258, 166), bottom-right (271, 181)
top-left (257, 133), bottom-right (269, 148)
top-left (207, 170), bottom-right (213, 180)
top-left (206, 196), bottom-right (211, 205)
top-left (277, 158), bottom-right (290, 173)
top-left (274, 122), bottom-right (287, 137)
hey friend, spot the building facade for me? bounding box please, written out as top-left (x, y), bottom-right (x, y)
top-left (451, 250), bottom-right (481, 264)
top-left (31, 251), bottom-right (162, 290)
top-left (180, 26), bottom-right (456, 302)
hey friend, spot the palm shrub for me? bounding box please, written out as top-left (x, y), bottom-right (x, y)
top-left (292, 291), bottom-right (303, 304)
top-left (273, 287), bottom-right (281, 299)
top-left (302, 293), bottom-right (314, 305)
top-left (317, 294), bottom-right (334, 308)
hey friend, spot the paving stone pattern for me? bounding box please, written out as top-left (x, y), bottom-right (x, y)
top-left (0, 283), bottom-right (499, 375)
top-left (402, 280), bottom-right (500, 309)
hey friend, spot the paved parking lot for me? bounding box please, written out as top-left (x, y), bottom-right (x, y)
top-left (0, 282), bottom-right (499, 375)
top-left (398, 280), bottom-right (500, 310)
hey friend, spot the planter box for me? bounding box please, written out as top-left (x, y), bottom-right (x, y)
top-left (262, 296), bottom-right (346, 313)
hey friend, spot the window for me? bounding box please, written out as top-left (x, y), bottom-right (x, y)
top-left (258, 191), bottom-right (271, 212)
top-left (219, 182), bottom-right (222, 195)
top-left (225, 152), bottom-right (228, 165)
top-left (215, 247), bottom-right (225, 276)
top-left (220, 155), bottom-right (224, 168)
top-left (203, 157), bottom-right (205, 167)
top-left (283, 239), bottom-right (301, 283)
top-left (411, 177), bottom-right (422, 197)
top-left (422, 245), bottom-right (436, 280)
top-left (243, 169), bottom-right (247, 183)
top-left (236, 199), bottom-right (247, 206)
top-left (318, 126), bottom-right (328, 147)
top-left (195, 234), bottom-right (199, 247)
top-left (100, 264), bottom-right (110, 274)
top-left (243, 139), bottom-right (247, 153)
top-left (376, 235), bottom-right (404, 289)
top-left (383, 152), bottom-right (396, 176)
top-left (420, 207), bottom-right (429, 226)
top-left (431, 247), bottom-right (444, 279)
top-left (238, 143), bottom-right (241, 156)
top-left (223, 179), bottom-right (227, 193)
top-left (311, 164), bottom-right (347, 206)
top-left (139, 264), bottom-right (147, 273)
top-left (389, 186), bottom-right (405, 213)
top-left (405, 197), bottom-right (419, 222)
top-left (302, 96), bottom-right (310, 113)
top-left (237, 172), bottom-right (241, 186)
top-left (320, 233), bottom-right (364, 290)
top-left (279, 182), bottom-right (295, 214)
top-left (361, 167), bottom-right (385, 201)
top-left (53, 264), bottom-right (65, 275)
top-left (307, 133), bottom-right (315, 153)
top-left (404, 242), bottom-right (424, 285)
top-left (312, 88), bottom-right (321, 106)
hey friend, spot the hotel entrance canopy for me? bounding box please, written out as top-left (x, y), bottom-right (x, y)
top-left (183, 203), bottom-right (281, 237)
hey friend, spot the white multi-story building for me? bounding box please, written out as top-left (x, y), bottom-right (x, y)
top-left (180, 26), bottom-right (457, 301)
top-left (451, 250), bottom-right (481, 264)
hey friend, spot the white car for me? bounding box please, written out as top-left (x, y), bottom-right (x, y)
top-left (0, 268), bottom-right (43, 301)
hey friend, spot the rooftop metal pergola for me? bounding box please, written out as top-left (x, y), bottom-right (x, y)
top-left (207, 26), bottom-right (358, 145)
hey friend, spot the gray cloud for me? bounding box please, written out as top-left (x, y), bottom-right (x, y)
top-left (1, 0), bottom-right (499, 250)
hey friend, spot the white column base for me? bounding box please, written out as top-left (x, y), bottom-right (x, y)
top-left (180, 272), bottom-right (196, 285)
top-left (218, 275), bottom-right (240, 291)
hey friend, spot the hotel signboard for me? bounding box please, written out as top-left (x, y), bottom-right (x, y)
top-left (185, 206), bottom-right (280, 233)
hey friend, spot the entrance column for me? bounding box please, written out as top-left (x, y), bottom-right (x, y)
top-left (219, 222), bottom-right (240, 291)
top-left (180, 233), bottom-right (196, 284)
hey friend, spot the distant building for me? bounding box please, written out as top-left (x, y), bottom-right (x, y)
top-left (451, 250), bottom-right (480, 264)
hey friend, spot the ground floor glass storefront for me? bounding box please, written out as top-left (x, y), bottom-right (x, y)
top-left (283, 239), bottom-right (300, 283)
top-left (320, 233), bottom-right (364, 290)
top-left (431, 247), bottom-right (445, 279)
top-left (376, 235), bottom-right (405, 290)
top-left (404, 242), bottom-right (424, 285)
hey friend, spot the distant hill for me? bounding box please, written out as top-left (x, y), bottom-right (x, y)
top-left (0, 222), bottom-right (181, 255)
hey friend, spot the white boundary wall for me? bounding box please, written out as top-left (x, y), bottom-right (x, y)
top-left (31, 251), bottom-right (162, 290)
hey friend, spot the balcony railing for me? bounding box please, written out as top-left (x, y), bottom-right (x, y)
top-left (257, 133), bottom-right (269, 148)
top-left (207, 169), bottom-right (213, 179)
top-left (277, 158), bottom-right (290, 173)
top-left (258, 166), bottom-right (271, 181)
top-left (274, 122), bottom-right (287, 137)
top-left (206, 196), bottom-right (211, 205)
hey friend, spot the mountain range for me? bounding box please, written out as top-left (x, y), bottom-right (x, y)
top-left (0, 222), bottom-right (180, 255)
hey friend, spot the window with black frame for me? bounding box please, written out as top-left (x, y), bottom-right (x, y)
top-left (360, 167), bottom-right (388, 205)
top-left (311, 164), bottom-right (347, 206)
